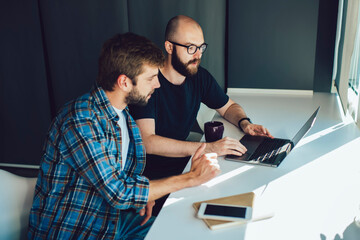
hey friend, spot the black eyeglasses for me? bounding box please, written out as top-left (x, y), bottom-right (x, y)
top-left (169, 41), bottom-right (208, 55)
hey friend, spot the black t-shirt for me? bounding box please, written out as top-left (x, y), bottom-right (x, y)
top-left (129, 66), bottom-right (228, 182)
top-left (130, 66), bottom-right (229, 141)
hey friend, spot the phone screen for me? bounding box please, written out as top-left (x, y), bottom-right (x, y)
top-left (204, 204), bottom-right (247, 218)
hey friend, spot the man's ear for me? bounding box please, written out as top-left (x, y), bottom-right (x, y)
top-left (116, 74), bottom-right (132, 92)
top-left (165, 41), bottom-right (173, 55)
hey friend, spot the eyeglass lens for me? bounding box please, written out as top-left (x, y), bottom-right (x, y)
top-left (188, 44), bottom-right (207, 54)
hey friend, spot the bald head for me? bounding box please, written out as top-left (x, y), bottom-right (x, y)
top-left (165, 15), bottom-right (202, 42)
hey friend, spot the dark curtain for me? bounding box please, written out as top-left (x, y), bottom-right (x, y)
top-left (0, 0), bottom-right (51, 166)
top-left (0, 0), bottom-right (226, 168)
top-left (38, 0), bottom-right (129, 112)
top-left (313, 0), bottom-right (338, 92)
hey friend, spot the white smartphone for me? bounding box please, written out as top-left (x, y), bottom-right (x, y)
top-left (197, 203), bottom-right (253, 222)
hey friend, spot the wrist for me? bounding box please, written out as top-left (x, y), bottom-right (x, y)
top-left (181, 172), bottom-right (198, 188)
top-left (189, 142), bottom-right (204, 156)
top-left (238, 117), bottom-right (252, 132)
top-left (203, 142), bottom-right (213, 153)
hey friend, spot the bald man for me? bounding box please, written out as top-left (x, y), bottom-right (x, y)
top-left (129, 15), bottom-right (272, 215)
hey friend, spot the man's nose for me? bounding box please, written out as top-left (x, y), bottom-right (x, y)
top-left (193, 49), bottom-right (202, 58)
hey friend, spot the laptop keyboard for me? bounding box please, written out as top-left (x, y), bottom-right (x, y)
top-left (251, 138), bottom-right (289, 163)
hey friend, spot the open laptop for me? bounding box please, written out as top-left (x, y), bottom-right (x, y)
top-left (226, 106), bottom-right (320, 167)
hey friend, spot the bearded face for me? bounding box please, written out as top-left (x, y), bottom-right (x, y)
top-left (171, 47), bottom-right (201, 77)
top-left (125, 86), bottom-right (153, 106)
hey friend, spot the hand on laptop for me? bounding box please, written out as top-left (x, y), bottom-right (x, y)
top-left (205, 137), bottom-right (248, 156)
top-left (243, 124), bottom-right (273, 138)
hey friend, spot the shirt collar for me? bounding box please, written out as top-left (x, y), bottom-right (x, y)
top-left (91, 86), bottom-right (119, 122)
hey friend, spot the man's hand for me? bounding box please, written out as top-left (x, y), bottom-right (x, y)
top-left (205, 137), bottom-right (247, 157)
top-left (189, 143), bottom-right (220, 186)
top-left (242, 123), bottom-right (273, 138)
top-left (139, 200), bottom-right (155, 226)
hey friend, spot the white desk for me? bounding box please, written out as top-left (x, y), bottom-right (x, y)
top-left (145, 92), bottom-right (360, 240)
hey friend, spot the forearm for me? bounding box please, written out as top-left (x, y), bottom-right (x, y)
top-left (148, 172), bottom-right (196, 201)
top-left (222, 102), bottom-right (272, 137)
top-left (143, 134), bottom-right (202, 157)
top-left (223, 103), bottom-right (248, 127)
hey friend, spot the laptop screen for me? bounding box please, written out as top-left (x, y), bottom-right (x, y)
top-left (291, 107), bottom-right (320, 147)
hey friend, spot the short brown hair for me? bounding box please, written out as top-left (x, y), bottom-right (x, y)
top-left (97, 32), bottom-right (164, 91)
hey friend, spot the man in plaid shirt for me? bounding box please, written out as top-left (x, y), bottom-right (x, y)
top-left (28, 32), bottom-right (220, 239)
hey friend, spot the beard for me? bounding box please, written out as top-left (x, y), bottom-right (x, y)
top-left (125, 87), bottom-right (152, 106)
top-left (171, 47), bottom-right (201, 77)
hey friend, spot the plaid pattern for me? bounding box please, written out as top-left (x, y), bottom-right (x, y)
top-left (28, 87), bottom-right (149, 239)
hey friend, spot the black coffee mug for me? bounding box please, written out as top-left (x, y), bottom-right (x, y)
top-left (204, 121), bottom-right (224, 142)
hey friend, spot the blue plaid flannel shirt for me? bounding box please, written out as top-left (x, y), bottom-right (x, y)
top-left (28, 87), bottom-right (149, 239)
